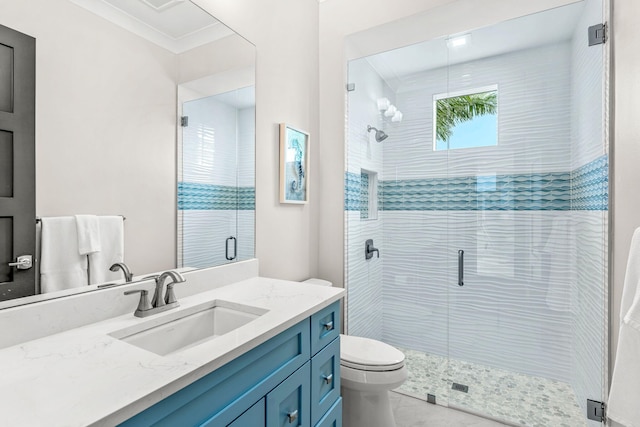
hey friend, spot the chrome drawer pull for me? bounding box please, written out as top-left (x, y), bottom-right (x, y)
top-left (322, 373), bottom-right (333, 384)
top-left (323, 321), bottom-right (334, 331)
top-left (287, 409), bottom-right (298, 423)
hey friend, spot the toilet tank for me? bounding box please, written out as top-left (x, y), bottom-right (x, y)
top-left (303, 278), bottom-right (332, 287)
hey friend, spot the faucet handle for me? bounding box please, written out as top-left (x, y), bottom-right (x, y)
top-left (165, 283), bottom-right (178, 305)
top-left (124, 289), bottom-right (152, 317)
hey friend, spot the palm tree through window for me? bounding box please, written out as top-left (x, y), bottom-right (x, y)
top-left (433, 86), bottom-right (498, 151)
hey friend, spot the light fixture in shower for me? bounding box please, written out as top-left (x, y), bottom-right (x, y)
top-left (391, 111), bottom-right (403, 122)
top-left (377, 98), bottom-right (403, 123)
top-left (377, 97), bottom-right (391, 111)
top-left (367, 125), bottom-right (389, 142)
top-left (384, 104), bottom-right (397, 118)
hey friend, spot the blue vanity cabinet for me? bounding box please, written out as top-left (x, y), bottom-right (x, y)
top-left (119, 302), bottom-right (342, 427)
top-left (228, 398), bottom-right (265, 426)
top-left (120, 320), bottom-right (310, 427)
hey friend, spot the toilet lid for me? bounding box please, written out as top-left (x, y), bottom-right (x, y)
top-left (340, 334), bottom-right (405, 372)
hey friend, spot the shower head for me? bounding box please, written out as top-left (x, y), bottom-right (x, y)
top-left (367, 125), bottom-right (389, 142)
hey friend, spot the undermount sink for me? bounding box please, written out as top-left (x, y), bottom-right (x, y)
top-left (109, 300), bottom-right (268, 356)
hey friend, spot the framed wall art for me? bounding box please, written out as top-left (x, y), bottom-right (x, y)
top-left (279, 123), bottom-right (309, 204)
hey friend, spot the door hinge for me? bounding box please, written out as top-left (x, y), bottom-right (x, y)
top-left (588, 23), bottom-right (606, 46)
top-left (346, 83), bottom-right (355, 92)
top-left (587, 399), bottom-right (605, 422)
top-left (180, 116), bottom-right (189, 127)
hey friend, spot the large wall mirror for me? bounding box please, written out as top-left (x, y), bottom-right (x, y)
top-left (0, 0), bottom-right (255, 308)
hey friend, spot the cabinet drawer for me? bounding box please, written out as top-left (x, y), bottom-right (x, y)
top-left (310, 338), bottom-right (340, 426)
top-left (266, 362), bottom-right (311, 427)
top-left (314, 397), bottom-right (342, 427)
top-left (228, 398), bottom-right (265, 426)
top-left (310, 302), bottom-right (340, 355)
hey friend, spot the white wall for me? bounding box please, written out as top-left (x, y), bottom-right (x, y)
top-left (193, 0), bottom-right (320, 282)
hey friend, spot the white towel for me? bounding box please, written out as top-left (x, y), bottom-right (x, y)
top-left (608, 227), bottom-right (640, 426)
top-left (40, 217), bottom-right (88, 293)
top-left (88, 216), bottom-right (124, 285)
top-left (74, 215), bottom-right (101, 255)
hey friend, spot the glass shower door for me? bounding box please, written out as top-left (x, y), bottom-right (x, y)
top-left (443, 2), bottom-right (608, 426)
top-left (344, 2), bottom-right (608, 426)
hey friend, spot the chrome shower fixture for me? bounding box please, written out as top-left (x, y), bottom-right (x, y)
top-left (367, 125), bottom-right (389, 142)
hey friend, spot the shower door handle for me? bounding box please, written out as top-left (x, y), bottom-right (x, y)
top-left (458, 250), bottom-right (464, 286)
top-left (225, 236), bottom-right (237, 261)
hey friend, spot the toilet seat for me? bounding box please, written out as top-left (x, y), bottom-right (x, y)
top-left (340, 334), bottom-right (405, 372)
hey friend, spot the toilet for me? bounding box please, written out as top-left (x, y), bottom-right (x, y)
top-left (303, 279), bottom-right (407, 427)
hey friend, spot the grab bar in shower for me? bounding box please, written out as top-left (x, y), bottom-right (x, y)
top-left (458, 250), bottom-right (464, 286)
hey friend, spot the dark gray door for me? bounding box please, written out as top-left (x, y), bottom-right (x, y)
top-left (0, 24), bottom-right (35, 301)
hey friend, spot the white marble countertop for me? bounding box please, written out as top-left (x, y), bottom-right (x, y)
top-left (0, 277), bottom-right (344, 427)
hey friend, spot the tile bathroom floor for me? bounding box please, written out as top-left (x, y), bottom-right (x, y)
top-left (391, 392), bottom-right (508, 427)
top-left (395, 348), bottom-right (586, 427)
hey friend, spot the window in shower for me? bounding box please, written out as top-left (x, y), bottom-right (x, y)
top-left (433, 85), bottom-right (498, 151)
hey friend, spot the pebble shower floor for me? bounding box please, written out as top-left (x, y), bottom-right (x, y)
top-left (395, 348), bottom-right (586, 427)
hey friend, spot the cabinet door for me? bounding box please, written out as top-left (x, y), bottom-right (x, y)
top-left (266, 362), bottom-right (310, 427)
top-left (228, 398), bottom-right (265, 427)
top-left (310, 338), bottom-right (340, 426)
top-left (310, 302), bottom-right (340, 356)
top-left (314, 398), bottom-right (342, 427)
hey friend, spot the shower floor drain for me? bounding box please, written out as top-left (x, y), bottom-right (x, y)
top-left (452, 382), bottom-right (469, 393)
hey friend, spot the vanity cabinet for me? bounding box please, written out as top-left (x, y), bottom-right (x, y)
top-left (119, 301), bottom-right (341, 427)
top-left (228, 399), bottom-right (265, 426)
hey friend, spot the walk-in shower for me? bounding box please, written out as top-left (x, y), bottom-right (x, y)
top-left (345, 2), bottom-right (608, 426)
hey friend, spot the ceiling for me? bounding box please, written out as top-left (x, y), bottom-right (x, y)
top-left (363, 2), bottom-right (585, 91)
top-left (70, 0), bottom-right (234, 53)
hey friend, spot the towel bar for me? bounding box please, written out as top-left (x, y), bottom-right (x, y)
top-left (35, 215), bottom-right (126, 223)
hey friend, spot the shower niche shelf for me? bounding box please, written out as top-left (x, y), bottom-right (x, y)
top-left (360, 169), bottom-right (378, 221)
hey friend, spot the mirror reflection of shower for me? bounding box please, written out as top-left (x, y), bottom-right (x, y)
top-left (367, 125), bottom-right (389, 142)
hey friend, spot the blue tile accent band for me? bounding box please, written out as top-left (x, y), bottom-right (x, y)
top-left (345, 172), bottom-right (361, 211)
top-left (381, 172), bottom-right (571, 211)
top-left (344, 155), bottom-right (608, 212)
top-left (178, 182), bottom-right (255, 210)
top-left (360, 172), bottom-right (370, 219)
top-left (571, 155), bottom-right (608, 211)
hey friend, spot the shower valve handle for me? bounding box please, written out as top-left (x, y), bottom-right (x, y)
top-left (365, 239), bottom-right (380, 260)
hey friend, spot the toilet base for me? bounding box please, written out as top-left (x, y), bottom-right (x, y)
top-left (341, 386), bottom-right (396, 427)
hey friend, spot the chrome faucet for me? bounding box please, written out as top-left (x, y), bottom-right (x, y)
top-left (151, 270), bottom-right (186, 308)
top-left (110, 262), bottom-right (133, 282)
top-left (124, 270), bottom-right (186, 318)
